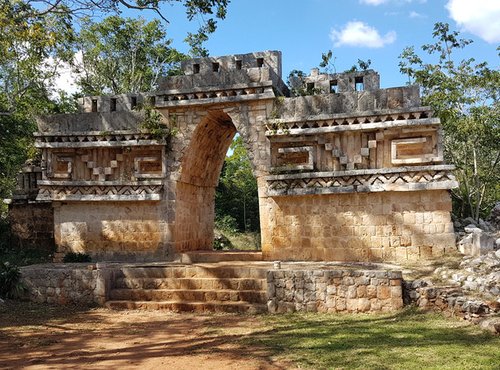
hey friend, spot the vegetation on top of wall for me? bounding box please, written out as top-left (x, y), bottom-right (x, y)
top-left (62, 252), bottom-right (92, 263)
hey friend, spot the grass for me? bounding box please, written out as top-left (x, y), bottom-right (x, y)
top-left (225, 231), bottom-right (261, 250)
top-left (241, 307), bottom-right (500, 370)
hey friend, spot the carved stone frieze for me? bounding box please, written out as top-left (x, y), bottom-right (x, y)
top-left (266, 166), bottom-right (458, 196)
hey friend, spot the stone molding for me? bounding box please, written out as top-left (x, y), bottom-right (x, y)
top-left (35, 131), bottom-right (165, 148)
top-left (266, 165), bottom-right (458, 196)
top-left (36, 182), bottom-right (163, 202)
top-left (154, 82), bottom-right (276, 108)
top-left (266, 108), bottom-right (435, 136)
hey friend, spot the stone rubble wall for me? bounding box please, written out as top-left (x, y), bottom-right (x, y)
top-left (267, 269), bottom-right (403, 313)
top-left (434, 250), bottom-right (500, 299)
top-left (20, 265), bottom-right (112, 306)
top-left (403, 280), bottom-right (500, 333)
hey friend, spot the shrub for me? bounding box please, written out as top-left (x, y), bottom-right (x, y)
top-left (0, 262), bottom-right (25, 298)
top-left (62, 252), bottom-right (91, 263)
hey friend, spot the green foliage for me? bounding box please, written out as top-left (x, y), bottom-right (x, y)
top-left (75, 16), bottom-right (186, 95)
top-left (0, 262), bottom-right (25, 299)
top-left (213, 230), bottom-right (233, 250)
top-left (399, 23), bottom-right (500, 220)
top-left (345, 58), bottom-right (372, 73)
top-left (13, 0), bottom-right (229, 57)
top-left (62, 252), bottom-right (92, 263)
top-left (137, 103), bottom-right (173, 140)
top-left (215, 214), bottom-right (239, 234)
top-left (287, 69), bottom-right (321, 96)
top-left (215, 136), bottom-right (259, 232)
top-left (319, 49), bottom-right (336, 74)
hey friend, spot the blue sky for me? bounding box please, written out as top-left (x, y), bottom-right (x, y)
top-left (159, 0), bottom-right (499, 88)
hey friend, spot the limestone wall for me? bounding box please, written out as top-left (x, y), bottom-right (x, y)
top-left (53, 202), bottom-right (170, 262)
top-left (8, 202), bottom-right (54, 252)
top-left (267, 268), bottom-right (403, 313)
top-left (261, 190), bottom-right (455, 262)
top-left (174, 182), bottom-right (215, 252)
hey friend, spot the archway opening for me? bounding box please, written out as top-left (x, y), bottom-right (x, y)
top-left (175, 110), bottom-right (238, 252)
top-left (214, 135), bottom-right (261, 250)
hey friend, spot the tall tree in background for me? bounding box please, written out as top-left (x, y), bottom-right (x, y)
top-left (75, 16), bottom-right (185, 95)
top-left (399, 23), bottom-right (499, 220)
top-left (216, 136), bottom-right (260, 233)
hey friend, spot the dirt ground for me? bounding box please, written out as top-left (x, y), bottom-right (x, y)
top-left (0, 301), bottom-right (290, 370)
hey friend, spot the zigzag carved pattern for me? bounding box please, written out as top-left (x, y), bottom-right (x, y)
top-left (39, 185), bottom-right (162, 196)
top-left (268, 170), bottom-right (455, 191)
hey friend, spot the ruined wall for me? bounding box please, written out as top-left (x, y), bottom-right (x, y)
top-left (261, 190), bottom-right (455, 262)
top-left (8, 202), bottom-right (54, 252)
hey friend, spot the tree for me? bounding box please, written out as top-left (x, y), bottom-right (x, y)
top-left (0, 0), bottom-right (230, 215)
top-left (75, 16), bottom-right (185, 95)
top-left (19, 0), bottom-right (229, 56)
top-left (399, 22), bottom-right (500, 220)
top-left (215, 136), bottom-right (260, 233)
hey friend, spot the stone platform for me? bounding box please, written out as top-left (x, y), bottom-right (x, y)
top-left (20, 252), bottom-right (404, 314)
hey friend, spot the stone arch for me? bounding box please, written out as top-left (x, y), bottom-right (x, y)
top-left (173, 110), bottom-right (239, 252)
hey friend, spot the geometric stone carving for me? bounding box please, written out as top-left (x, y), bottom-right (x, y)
top-left (52, 155), bottom-right (73, 179)
top-left (134, 156), bottom-right (163, 179)
top-left (391, 137), bottom-right (443, 165)
top-left (36, 182), bottom-right (163, 201)
top-left (272, 146), bottom-right (315, 172)
top-left (266, 165), bottom-right (458, 196)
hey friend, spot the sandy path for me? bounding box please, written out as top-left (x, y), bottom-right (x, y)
top-left (0, 301), bottom-right (291, 369)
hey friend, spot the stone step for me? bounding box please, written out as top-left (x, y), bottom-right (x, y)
top-left (105, 300), bottom-right (267, 314)
top-left (179, 251), bottom-right (263, 263)
top-left (109, 288), bottom-right (267, 303)
top-left (117, 265), bottom-right (268, 279)
top-left (114, 277), bottom-right (267, 291)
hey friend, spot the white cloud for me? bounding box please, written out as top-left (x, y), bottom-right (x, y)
top-left (360, 0), bottom-right (388, 5)
top-left (446, 0), bottom-right (500, 43)
top-left (330, 21), bottom-right (397, 48)
top-left (360, 0), bottom-right (426, 5)
top-left (409, 11), bottom-right (426, 18)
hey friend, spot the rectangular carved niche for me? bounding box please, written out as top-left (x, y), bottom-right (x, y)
top-left (391, 136), bottom-right (443, 165)
top-left (276, 146), bottom-right (314, 170)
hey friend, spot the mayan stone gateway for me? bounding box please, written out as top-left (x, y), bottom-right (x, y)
top-left (30, 50), bottom-right (457, 262)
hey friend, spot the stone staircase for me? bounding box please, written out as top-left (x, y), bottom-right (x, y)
top-left (105, 258), bottom-right (270, 313)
